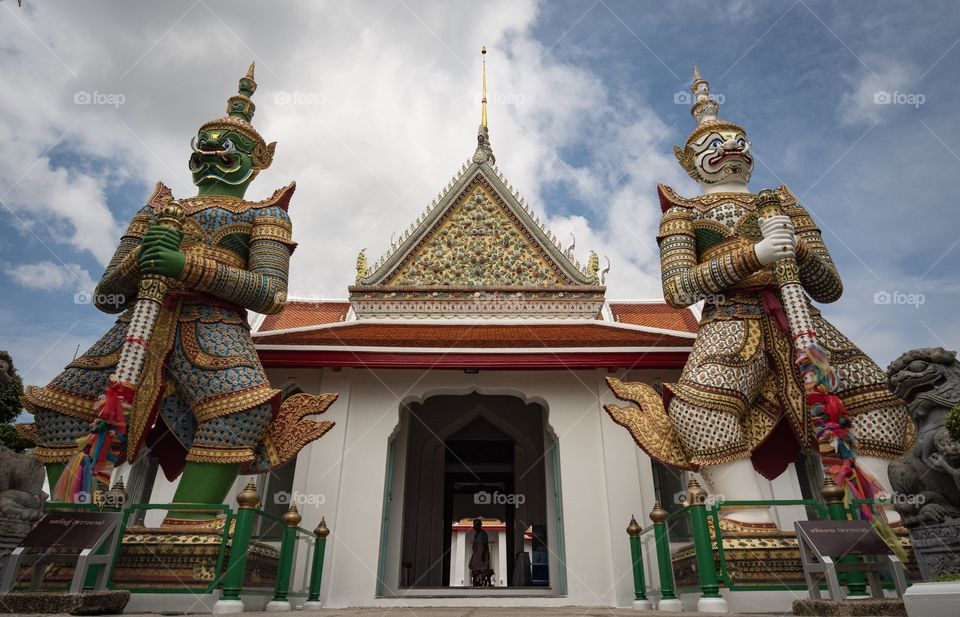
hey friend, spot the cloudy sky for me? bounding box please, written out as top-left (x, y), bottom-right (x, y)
top-left (2, 0), bottom-right (958, 402)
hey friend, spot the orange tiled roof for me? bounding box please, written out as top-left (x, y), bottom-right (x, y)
top-left (258, 301), bottom-right (350, 332)
top-left (609, 303), bottom-right (699, 333)
top-left (254, 322), bottom-right (693, 349)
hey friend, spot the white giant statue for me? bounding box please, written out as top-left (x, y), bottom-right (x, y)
top-left (606, 68), bottom-right (913, 529)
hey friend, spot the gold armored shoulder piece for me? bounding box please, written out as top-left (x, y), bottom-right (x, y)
top-left (125, 182), bottom-right (173, 239)
top-left (777, 184), bottom-right (818, 233)
top-left (658, 204), bottom-right (694, 240)
top-left (251, 214), bottom-right (297, 252)
top-left (147, 181), bottom-right (174, 211)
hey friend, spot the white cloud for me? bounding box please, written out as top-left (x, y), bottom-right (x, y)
top-left (0, 1), bottom-right (688, 301)
top-left (837, 57), bottom-right (916, 126)
top-left (6, 260), bottom-right (97, 293)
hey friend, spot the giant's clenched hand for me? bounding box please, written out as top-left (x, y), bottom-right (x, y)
top-left (138, 226), bottom-right (186, 278)
top-left (754, 214), bottom-right (796, 266)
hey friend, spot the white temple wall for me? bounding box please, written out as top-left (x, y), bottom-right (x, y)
top-left (119, 361), bottom-right (810, 608)
top-left (119, 362), bottom-right (810, 608)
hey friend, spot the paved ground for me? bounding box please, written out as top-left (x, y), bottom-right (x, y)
top-left (10, 610), bottom-right (785, 617)
top-left (10, 610), bottom-right (787, 617)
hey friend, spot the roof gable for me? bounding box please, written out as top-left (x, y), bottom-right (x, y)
top-left (359, 163), bottom-right (598, 287)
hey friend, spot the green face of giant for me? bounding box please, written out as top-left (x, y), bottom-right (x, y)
top-left (189, 129), bottom-right (257, 188)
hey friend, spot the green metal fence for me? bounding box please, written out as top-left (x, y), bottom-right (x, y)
top-left (14, 480), bottom-right (331, 606)
top-left (625, 477), bottom-right (905, 604)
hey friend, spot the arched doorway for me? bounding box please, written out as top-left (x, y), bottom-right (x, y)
top-left (377, 392), bottom-right (563, 594)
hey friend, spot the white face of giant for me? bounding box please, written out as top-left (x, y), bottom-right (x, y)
top-left (689, 129), bottom-right (754, 187)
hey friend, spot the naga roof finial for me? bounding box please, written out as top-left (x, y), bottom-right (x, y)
top-left (472, 46), bottom-right (495, 165)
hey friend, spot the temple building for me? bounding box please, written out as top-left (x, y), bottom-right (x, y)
top-left (118, 54), bottom-right (822, 611)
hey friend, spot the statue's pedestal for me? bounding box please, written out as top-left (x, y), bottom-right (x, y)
top-left (907, 521), bottom-right (960, 580)
top-left (903, 581), bottom-right (960, 617)
top-left (671, 525), bottom-right (919, 588)
top-left (0, 590), bottom-right (130, 614)
top-left (0, 516), bottom-right (31, 585)
top-left (793, 599), bottom-right (906, 616)
top-left (16, 526), bottom-right (279, 593)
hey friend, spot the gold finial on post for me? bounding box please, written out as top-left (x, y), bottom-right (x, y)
top-left (282, 503), bottom-right (302, 527)
top-left (481, 46), bottom-right (488, 128)
top-left (685, 477), bottom-right (708, 506)
top-left (237, 479), bottom-right (261, 509)
top-left (820, 475), bottom-right (845, 505)
top-left (314, 517), bottom-right (330, 538)
top-left (626, 515), bottom-right (642, 537)
top-left (649, 501), bottom-right (669, 524)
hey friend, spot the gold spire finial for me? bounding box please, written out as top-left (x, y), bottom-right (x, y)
top-left (481, 46), bottom-right (488, 128)
top-left (246, 62), bottom-right (256, 80)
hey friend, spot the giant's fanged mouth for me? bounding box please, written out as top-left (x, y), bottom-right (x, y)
top-left (190, 136), bottom-right (239, 170)
top-left (707, 149), bottom-right (752, 168)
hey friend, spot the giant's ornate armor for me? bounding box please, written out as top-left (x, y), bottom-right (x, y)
top-left (656, 183), bottom-right (910, 472)
top-left (21, 64), bottom-right (334, 518)
top-left (606, 69), bottom-right (912, 523)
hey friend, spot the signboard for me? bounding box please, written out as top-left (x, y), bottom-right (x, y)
top-left (1, 511), bottom-right (122, 593)
top-left (794, 519), bottom-right (907, 601)
top-left (795, 520), bottom-right (892, 557)
top-left (18, 511), bottom-right (121, 549)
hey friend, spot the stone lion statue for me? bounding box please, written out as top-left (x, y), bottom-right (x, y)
top-left (887, 347), bottom-right (960, 528)
top-left (0, 445), bottom-right (46, 523)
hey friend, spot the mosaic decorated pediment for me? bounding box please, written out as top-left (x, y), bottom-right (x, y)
top-left (387, 183), bottom-right (565, 286)
top-left (358, 166), bottom-right (600, 288)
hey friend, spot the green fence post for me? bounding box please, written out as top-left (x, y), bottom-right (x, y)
top-left (686, 478), bottom-right (726, 612)
top-left (304, 517), bottom-right (330, 610)
top-left (650, 501), bottom-right (680, 611)
top-left (627, 515), bottom-right (652, 610)
top-left (266, 503), bottom-right (301, 611)
top-left (215, 480), bottom-right (259, 613)
top-left (821, 475), bottom-right (868, 597)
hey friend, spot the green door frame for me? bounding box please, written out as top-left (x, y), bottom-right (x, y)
top-left (550, 430), bottom-right (568, 595)
top-left (375, 433), bottom-right (396, 597)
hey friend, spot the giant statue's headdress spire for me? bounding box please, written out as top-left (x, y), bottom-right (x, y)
top-left (199, 62), bottom-right (276, 172)
top-left (473, 47), bottom-right (495, 165)
top-left (673, 67), bottom-right (746, 179)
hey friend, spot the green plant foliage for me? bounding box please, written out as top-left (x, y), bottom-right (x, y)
top-left (0, 423), bottom-right (33, 452)
top-left (946, 403), bottom-right (960, 442)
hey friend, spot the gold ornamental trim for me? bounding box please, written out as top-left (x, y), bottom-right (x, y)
top-left (604, 376), bottom-right (693, 470)
top-left (22, 384), bottom-right (97, 421)
top-left (192, 384), bottom-right (279, 424)
top-left (32, 444), bottom-right (79, 464)
top-left (186, 445), bottom-right (256, 464)
top-left (162, 182), bottom-right (295, 216)
top-left (183, 243), bottom-right (246, 270)
top-left (127, 298), bottom-right (181, 462)
top-left (68, 349), bottom-right (121, 370)
top-left (261, 392), bottom-right (338, 470)
top-left (180, 321), bottom-right (255, 371)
